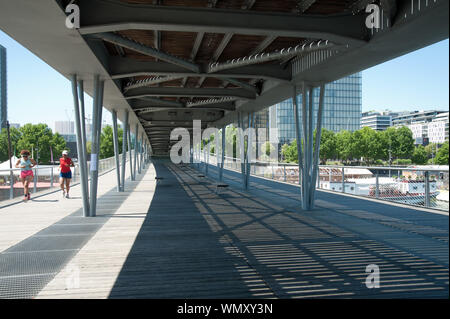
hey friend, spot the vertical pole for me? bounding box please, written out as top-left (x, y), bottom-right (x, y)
top-left (375, 171), bottom-right (380, 199)
top-left (425, 171), bottom-right (430, 207)
top-left (342, 167), bottom-right (345, 193)
top-left (89, 75), bottom-right (102, 217)
top-left (112, 110), bottom-right (121, 191)
top-left (128, 126), bottom-right (134, 180)
top-left (121, 110), bottom-right (129, 192)
top-left (238, 113), bottom-right (246, 187)
top-left (206, 141), bottom-right (209, 176)
top-left (246, 113), bottom-right (254, 190)
top-left (50, 167), bottom-right (54, 188)
top-left (307, 87), bottom-right (314, 207)
top-left (6, 121), bottom-right (14, 200)
top-left (293, 86), bottom-right (304, 190)
top-left (78, 80), bottom-right (89, 193)
top-left (283, 165), bottom-right (287, 182)
top-left (34, 168), bottom-right (37, 194)
top-left (301, 84), bottom-right (309, 210)
top-left (71, 75), bottom-right (90, 217)
top-left (137, 135), bottom-right (142, 174)
top-left (141, 132), bottom-right (145, 171)
top-left (310, 84), bottom-right (325, 209)
top-left (220, 126), bottom-right (225, 181)
top-left (134, 124), bottom-right (138, 179)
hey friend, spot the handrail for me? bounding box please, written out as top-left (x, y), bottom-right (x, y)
top-left (200, 152), bottom-right (449, 172)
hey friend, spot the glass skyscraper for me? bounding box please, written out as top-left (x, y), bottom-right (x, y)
top-left (0, 45), bottom-right (6, 130)
top-left (269, 72), bottom-right (362, 147)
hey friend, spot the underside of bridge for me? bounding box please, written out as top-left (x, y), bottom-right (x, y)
top-left (0, 0), bottom-right (448, 213)
top-left (1, 0), bottom-right (448, 156)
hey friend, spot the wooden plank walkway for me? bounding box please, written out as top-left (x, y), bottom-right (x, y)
top-left (1, 159), bottom-right (448, 298)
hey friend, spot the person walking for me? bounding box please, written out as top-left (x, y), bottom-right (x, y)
top-left (15, 150), bottom-right (37, 201)
top-left (59, 150), bottom-right (74, 198)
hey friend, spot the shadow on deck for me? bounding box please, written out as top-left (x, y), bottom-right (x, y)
top-left (108, 160), bottom-right (449, 299)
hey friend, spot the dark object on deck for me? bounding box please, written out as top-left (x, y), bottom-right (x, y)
top-left (215, 183), bottom-right (229, 194)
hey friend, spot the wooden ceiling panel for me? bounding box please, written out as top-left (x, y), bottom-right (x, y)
top-left (195, 33), bottom-right (225, 64)
top-left (161, 31), bottom-right (198, 60)
top-left (201, 77), bottom-right (225, 88)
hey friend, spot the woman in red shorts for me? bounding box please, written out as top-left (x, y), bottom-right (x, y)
top-left (15, 150), bottom-right (37, 201)
top-left (60, 150), bottom-right (74, 198)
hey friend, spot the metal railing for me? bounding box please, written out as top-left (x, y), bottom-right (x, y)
top-left (0, 152), bottom-right (132, 204)
top-left (196, 151), bottom-right (449, 212)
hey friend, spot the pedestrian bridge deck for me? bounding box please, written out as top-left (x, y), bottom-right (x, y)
top-left (0, 159), bottom-right (448, 299)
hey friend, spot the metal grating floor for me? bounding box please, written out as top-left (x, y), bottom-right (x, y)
top-left (0, 176), bottom-right (143, 299)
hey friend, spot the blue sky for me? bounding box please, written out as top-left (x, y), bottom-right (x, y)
top-left (0, 29), bottom-right (448, 130)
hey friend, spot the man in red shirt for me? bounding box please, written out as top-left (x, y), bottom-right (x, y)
top-left (60, 150), bottom-right (74, 198)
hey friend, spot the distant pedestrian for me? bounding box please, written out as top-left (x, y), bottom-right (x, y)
top-left (15, 150), bottom-right (37, 201)
top-left (59, 150), bottom-right (74, 198)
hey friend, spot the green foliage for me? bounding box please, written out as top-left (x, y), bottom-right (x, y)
top-left (435, 141), bottom-right (449, 165)
top-left (0, 126), bottom-right (21, 162)
top-left (99, 125), bottom-right (123, 159)
top-left (225, 125), bottom-right (238, 158)
top-left (393, 159), bottom-right (412, 165)
top-left (395, 126), bottom-right (415, 159)
top-left (317, 128), bottom-right (337, 164)
top-left (13, 124), bottom-right (66, 164)
top-left (335, 130), bottom-right (353, 162)
top-left (262, 141), bottom-right (275, 157)
top-left (411, 145), bottom-right (428, 165)
top-left (281, 140), bottom-right (298, 163)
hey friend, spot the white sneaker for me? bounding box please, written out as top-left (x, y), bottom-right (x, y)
top-left (62, 190), bottom-right (66, 198)
top-left (66, 193), bottom-right (70, 199)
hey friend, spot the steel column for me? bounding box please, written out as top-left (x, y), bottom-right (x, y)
top-left (220, 126), bottom-right (225, 181)
top-left (77, 80), bottom-right (89, 195)
top-left (238, 112), bottom-right (246, 187)
top-left (309, 84), bottom-right (325, 208)
top-left (141, 132), bottom-right (145, 170)
top-left (245, 113), bottom-right (254, 190)
top-left (425, 171), bottom-right (430, 207)
top-left (292, 86), bottom-right (304, 189)
top-left (71, 75), bottom-right (90, 217)
top-left (120, 110), bottom-right (129, 192)
top-left (128, 124), bottom-right (134, 180)
top-left (134, 124), bottom-right (138, 179)
top-left (89, 76), bottom-right (104, 217)
top-left (206, 141), bottom-right (210, 176)
top-left (112, 110), bottom-right (122, 191)
top-left (301, 84), bottom-right (309, 210)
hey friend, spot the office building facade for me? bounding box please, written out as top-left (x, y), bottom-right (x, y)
top-left (393, 110), bottom-right (448, 145)
top-left (270, 72), bottom-right (362, 147)
top-left (360, 111), bottom-right (399, 131)
top-left (0, 45), bottom-right (6, 130)
top-left (55, 121), bottom-right (75, 135)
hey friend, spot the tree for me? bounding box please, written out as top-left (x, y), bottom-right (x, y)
top-left (281, 140), bottom-right (298, 163)
top-left (411, 145), bottom-right (428, 165)
top-left (336, 130), bottom-right (353, 163)
top-left (435, 141), bottom-right (449, 165)
top-left (0, 126), bottom-right (21, 162)
top-left (16, 124), bottom-right (66, 164)
top-left (225, 125), bottom-right (237, 158)
top-left (425, 143), bottom-right (439, 164)
top-left (317, 128), bottom-right (337, 164)
top-left (382, 127), bottom-right (401, 164)
top-left (99, 125), bottom-right (123, 159)
top-left (395, 126), bottom-right (414, 160)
